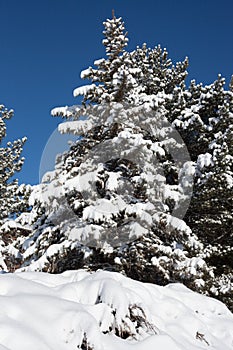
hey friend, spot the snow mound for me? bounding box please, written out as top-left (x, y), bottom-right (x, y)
top-left (0, 270), bottom-right (232, 350)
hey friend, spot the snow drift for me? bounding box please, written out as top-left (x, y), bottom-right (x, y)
top-left (0, 269), bottom-right (232, 350)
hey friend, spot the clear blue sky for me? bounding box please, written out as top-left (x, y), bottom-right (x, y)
top-left (0, 0), bottom-right (232, 185)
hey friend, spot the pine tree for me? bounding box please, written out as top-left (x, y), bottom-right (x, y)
top-left (10, 14), bottom-right (212, 294)
top-left (0, 104), bottom-right (29, 222)
top-left (171, 76), bottom-right (233, 308)
top-left (0, 104), bottom-right (31, 270)
top-left (186, 77), bottom-right (233, 244)
top-left (5, 14), bottom-right (232, 310)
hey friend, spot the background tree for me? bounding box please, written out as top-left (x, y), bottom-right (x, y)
top-left (0, 104), bottom-right (31, 270)
top-left (172, 76), bottom-right (233, 308)
top-left (0, 104), bottom-right (29, 222)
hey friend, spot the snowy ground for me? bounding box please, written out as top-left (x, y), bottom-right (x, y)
top-left (0, 270), bottom-right (232, 350)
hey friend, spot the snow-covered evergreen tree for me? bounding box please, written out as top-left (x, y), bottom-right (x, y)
top-left (2, 14), bottom-right (232, 311)
top-left (8, 14), bottom-right (210, 288)
top-left (0, 104), bottom-right (31, 270)
top-left (0, 105), bottom-right (29, 221)
top-left (183, 77), bottom-right (232, 246)
top-left (172, 76), bottom-right (233, 308)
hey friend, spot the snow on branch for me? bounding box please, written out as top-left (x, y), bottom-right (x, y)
top-left (58, 120), bottom-right (93, 135)
top-left (73, 84), bottom-right (96, 97)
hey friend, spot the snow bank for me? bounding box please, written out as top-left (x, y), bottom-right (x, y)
top-left (0, 270), bottom-right (232, 349)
